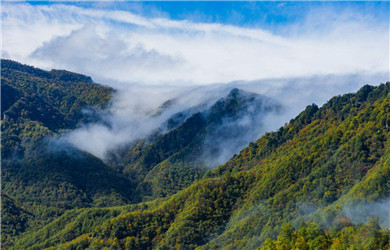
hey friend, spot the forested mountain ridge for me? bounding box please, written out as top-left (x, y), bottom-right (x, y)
top-left (1, 59), bottom-right (113, 158)
top-left (118, 88), bottom-right (280, 201)
top-left (1, 60), bottom-right (281, 247)
top-left (1, 60), bottom-right (136, 246)
top-left (9, 82), bottom-right (390, 249)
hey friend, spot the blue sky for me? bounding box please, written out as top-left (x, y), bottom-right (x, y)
top-left (25, 1), bottom-right (389, 33)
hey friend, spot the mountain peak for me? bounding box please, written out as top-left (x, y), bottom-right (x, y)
top-left (226, 88), bottom-right (256, 100)
top-left (206, 88), bottom-right (274, 122)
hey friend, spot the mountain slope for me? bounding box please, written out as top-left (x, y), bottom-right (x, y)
top-left (1, 194), bottom-right (33, 247)
top-left (1, 61), bottom-right (282, 247)
top-left (0, 60), bottom-right (134, 246)
top-left (11, 82), bottom-right (390, 249)
top-left (119, 88), bottom-right (280, 200)
top-left (1, 59), bottom-right (113, 158)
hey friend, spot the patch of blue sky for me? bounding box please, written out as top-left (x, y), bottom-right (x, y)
top-left (22, 1), bottom-right (389, 34)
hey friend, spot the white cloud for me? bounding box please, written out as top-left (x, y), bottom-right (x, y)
top-left (2, 3), bottom-right (388, 86)
top-left (59, 72), bottom-right (388, 159)
top-left (2, 3), bottom-right (389, 159)
top-left (31, 24), bottom-right (184, 85)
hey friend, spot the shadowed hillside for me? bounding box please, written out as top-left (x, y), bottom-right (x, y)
top-left (1, 60), bottom-right (135, 246)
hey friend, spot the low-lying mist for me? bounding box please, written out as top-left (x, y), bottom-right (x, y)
top-left (61, 72), bottom-right (387, 165)
top-left (342, 198), bottom-right (390, 229)
top-left (197, 88), bottom-right (281, 168)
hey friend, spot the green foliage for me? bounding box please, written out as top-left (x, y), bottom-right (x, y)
top-left (1, 194), bottom-right (33, 247)
top-left (258, 220), bottom-right (390, 250)
top-left (3, 60), bottom-right (390, 249)
top-left (118, 88), bottom-right (279, 201)
top-left (201, 82), bottom-right (390, 248)
top-left (1, 59), bottom-right (113, 158)
top-left (1, 60), bottom-right (123, 247)
top-left (11, 174), bottom-right (254, 249)
top-left (28, 81), bottom-right (388, 250)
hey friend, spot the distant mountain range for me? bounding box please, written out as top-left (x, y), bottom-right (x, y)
top-left (1, 60), bottom-right (389, 249)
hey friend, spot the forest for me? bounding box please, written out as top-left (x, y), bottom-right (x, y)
top-left (1, 60), bottom-right (389, 249)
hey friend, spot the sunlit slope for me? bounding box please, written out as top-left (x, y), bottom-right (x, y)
top-left (12, 82), bottom-right (390, 249)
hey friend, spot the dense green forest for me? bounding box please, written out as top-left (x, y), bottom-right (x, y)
top-left (1, 60), bottom-right (135, 246)
top-left (2, 60), bottom-right (389, 249)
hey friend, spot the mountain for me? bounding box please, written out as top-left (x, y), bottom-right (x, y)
top-left (115, 88), bottom-right (281, 200)
top-left (1, 60), bottom-right (281, 247)
top-left (1, 59), bottom-right (113, 158)
top-left (1, 60), bottom-right (135, 246)
top-left (9, 82), bottom-right (390, 249)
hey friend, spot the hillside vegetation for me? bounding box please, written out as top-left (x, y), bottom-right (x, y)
top-left (1, 60), bottom-right (135, 246)
top-left (118, 88), bottom-right (280, 201)
top-left (1, 60), bottom-right (279, 247)
top-left (9, 79), bottom-right (390, 249)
